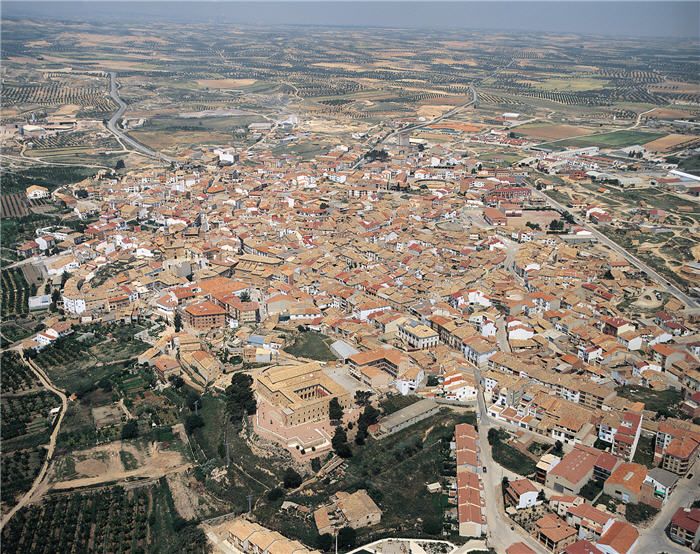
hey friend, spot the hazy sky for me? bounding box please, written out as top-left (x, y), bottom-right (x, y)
top-left (3, 1), bottom-right (699, 38)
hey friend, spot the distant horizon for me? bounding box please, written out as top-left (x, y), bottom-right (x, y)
top-left (3, 1), bottom-right (699, 39)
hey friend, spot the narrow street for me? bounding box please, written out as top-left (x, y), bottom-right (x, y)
top-left (472, 365), bottom-right (546, 553)
top-left (495, 317), bottom-right (511, 354)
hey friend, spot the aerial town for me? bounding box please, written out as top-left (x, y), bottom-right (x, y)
top-left (1, 5), bottom-right (699, 554)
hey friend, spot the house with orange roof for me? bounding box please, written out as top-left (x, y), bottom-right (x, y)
top-left (603, 462), bottom-right (647, 504)
top-left (183, 300), bottom-right (226, 331)
top-left (596, 519), bottom-right (639, 554)
top-left (505, 478), bottom-right (541, 510)
top-left (545, 445), bottom-right (600, 495)
top-left (533, 513), bottom-right (577, 552)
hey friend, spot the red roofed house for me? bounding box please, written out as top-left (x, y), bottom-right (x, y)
top-left (669, 507), bottom-right (700, 550)
top-left (183, 300), bottom-right (226, 331)
top-left (654, 419), bottom-right (700, 475)
top-left (596, 520), bottom-right (639, 554)
top-left (533, 513), bottom-right (577, 552)
top-left (505, 478), bottom-right (541, 510)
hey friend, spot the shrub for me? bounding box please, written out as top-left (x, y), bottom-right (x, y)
top-left (283, 467), bottom-right (303, 489)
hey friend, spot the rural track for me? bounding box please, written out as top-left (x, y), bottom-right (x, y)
top-left (0, 357), bottom-right (68, 530)
top-left (352, 58), bottom-right (516, 170)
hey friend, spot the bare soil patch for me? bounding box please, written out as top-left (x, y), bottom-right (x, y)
top-left (644, 134), bottom-right (699, 153)
top-left (417, 105), bottom-right (454, 119)
top-left (50, 440), bottom-right (189, 490)
top-left (516, 124), bottom-right (593, 140)
top-left (196, 79), bottom-right (257, 89)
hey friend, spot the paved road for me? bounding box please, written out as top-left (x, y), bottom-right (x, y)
top-left (532, 187), bottom-right (699, 309)
top-left (0, 357), bottom-right (68, 530)
top-left (106, 72), bottom-right (176, 164)
top-left (472, 367), bottom-right (547, 553)
top-left (495, 317), bottom-right (511, 354)
top-left (635, 471), bottom-right (700, 554)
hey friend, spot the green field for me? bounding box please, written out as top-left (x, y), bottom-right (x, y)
top-left (616, 385), bottom-right (684, 417)
top-left (283, 331), bottom-right (336, 361)
top-left (33, 323), bottom-right (149, 393)
top-left (541, 130), bottom-right (666, 150)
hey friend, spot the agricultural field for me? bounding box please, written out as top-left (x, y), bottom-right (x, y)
top-left (0, 320), bottom-right (35, 346)
top-left (643, 133), bottom-right (700, 153)
top-left (1, 267), bottom-right (32, 318)
top-left (33, 323), bottom-right (149, 393)
top-left (2, 75), bottom-right (115, 117)
top-left (514, 123), bottom-right (593, 141)
top-left (0, 193), bottom-right (31, 218)
top-left (0, 165), bottom-right (98, 196)
top-left (540, 130), bottom-right (667, 149)
top-left (531, 77), bottom-right (609, 91)
top-left (1, 391), bottom-right (59, 443)
top-left (1, 352), bottom-right (42, 394)
top-left (0, 480), bottom-right (208, 554)
top-left (1, 449), bottom-right (46, 511)
top-left (50, 438), bottom-right (189, 489)
top-left (0, 352), bottom-right (59, 513)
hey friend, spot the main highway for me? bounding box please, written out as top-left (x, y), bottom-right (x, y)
top-left (532, 187), bottom-right (699, 309)
top-left (106, 72), bottom-right (176, 164)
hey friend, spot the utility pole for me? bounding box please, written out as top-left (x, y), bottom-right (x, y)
top-left (194, 399), bottom-right (200, 416)
top-left (247, 493), bottom-right (253, 513)
top-left (334, 531), bottom-right (338, 554)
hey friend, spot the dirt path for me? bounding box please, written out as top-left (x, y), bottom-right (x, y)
top-left (118, 398), bottom-right (135, 420)
top-left (0, 357), bottom-right (68, 530)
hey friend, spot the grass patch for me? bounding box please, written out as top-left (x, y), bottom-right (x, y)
top-left (527, 442), bottom-right (550, 457)
top-left (120, 449), bottom-right (139, 470)
top-left (579, 479), bottom-right (604, 502)
top-left (186, 393), bottom-right (292, 513)
top-left (626, 502), bottom-right (659, 525)
top-left (255, 410), bottom-right (474, 546)
top-left (283, 331), bottom-right (336, 361)
top-left (616, 386), bottom-right (683, 417)
top-left (541, 130), bottom-right (666, 150)
top-left (489, 428), bottom-right (537, 477)
top-left (379, 394), bottom-right (422, 415)
top-left (633, 434), bottom-right (656, 469)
